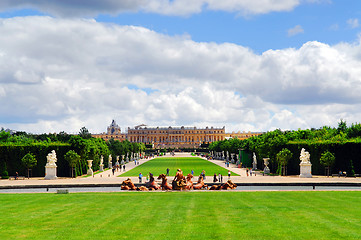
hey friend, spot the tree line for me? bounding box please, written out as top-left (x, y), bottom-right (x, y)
top-left (0, 127), bottom-right (145, 178)
top-left (209, 120), bottom-right (361, 176)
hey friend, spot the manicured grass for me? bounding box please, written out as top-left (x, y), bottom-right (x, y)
top-left (1, 191), bottom-right (361, 239)
top-left (120, 157), bottom-right (239, 177)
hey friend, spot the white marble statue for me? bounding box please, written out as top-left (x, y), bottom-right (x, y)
top-left (299, 148), bottom-right (312, 178)
top-left (300, 148), bottom-right (310, 164)
top-left (99, 155), bottom-right (104, 171)
top-left (252, 152), bottom-right (257, 170)
top-left (45, 150), bottom-right (57, 180)
top-left (46, 150), bottom-right (57, 166)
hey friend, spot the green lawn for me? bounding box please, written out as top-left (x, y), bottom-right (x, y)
top-left (1, 191), bottom-right (361, 239)
top-left (120, 157), bottom-right (239, 177)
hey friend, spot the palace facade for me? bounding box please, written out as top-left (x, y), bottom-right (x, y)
top-left (225, 131), bottom-right (263, 140)
top-left (92, 120), bottom-right (126, 141)
top-left (92, 120), bottom-right (263, 149)
top-left (127, 125), bottom-right (226, 149)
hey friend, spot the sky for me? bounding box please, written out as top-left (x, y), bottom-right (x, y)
top-left (1, 0), bottom-right (361, 134)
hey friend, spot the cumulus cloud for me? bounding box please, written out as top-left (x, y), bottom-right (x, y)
top-left (0, 0), bottom-right (303, 17)
top-left (1, 16), bottom-right (361, 133)
top-left (287, 24), bottom-right (304, 37)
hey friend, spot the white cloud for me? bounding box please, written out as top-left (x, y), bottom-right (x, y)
top-left (1, 17), bottom-right (361, 133)
top-left (288, 24), bottom-right (304, 37)
top-left (347, 18), bottom-right (359, 29)
top-left (0, 0), bottom-right (304, 17)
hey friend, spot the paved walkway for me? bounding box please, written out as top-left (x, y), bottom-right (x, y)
top-left (1, 152), bottom-right (360, 188)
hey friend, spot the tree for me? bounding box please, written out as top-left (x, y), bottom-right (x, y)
top-left (0, 130), bottom-right (11, 142)
top-left (320, 151), bottom-right (335, 177)
top-left (79, 127), bottom-right (92, 139)
top-left (276, 148), bottom-right (293, 176)
top-left (21, 153), bottom-right (37, 179)
top-left (337, 119), bottom-right (347, 134)
top-left (64, 150), bottom-right (81, 178)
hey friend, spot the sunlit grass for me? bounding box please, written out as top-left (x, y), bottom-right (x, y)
top-left (1, 191), bottom-right (361, 239)
top-left (120, 157), bottom-right (239, 177)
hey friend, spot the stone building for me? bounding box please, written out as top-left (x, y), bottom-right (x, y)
top-left (225, 131), bottom-right (263, 140)
top-left (92, 120), bottom-right (126, 141)
top-left (127, 125), bottom-right (226, 149)
top-left (93, 121), bottom-right (263, 148)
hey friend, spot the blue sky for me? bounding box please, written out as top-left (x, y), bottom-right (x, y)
top-left (94, 1), bottom-right (361, 53)
top-left (1, 0), bottom-right (361, 133)
top-left (1, 1), bottom-right (360, 52)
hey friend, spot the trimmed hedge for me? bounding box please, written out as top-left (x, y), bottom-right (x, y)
top-left (282, 142), bottom-right (361, 176)
top-left (0, 144), bottom-right (72, 177)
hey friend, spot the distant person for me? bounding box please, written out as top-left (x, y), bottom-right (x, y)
top-left (191, 169), bottom-right (194, 176)
top-left (220, 174), bottom-right (223, 183)
top-left (228, 170), bottom-right (231, 179)
top-left (201, 170), bottom-right (206, 180)
top-left (250, 169), bottom-right (253, 176)
top-left (213, 173), bottom-right (218, 183)
top-left (246, 168), bottom-right (249, 177)
top-left (166, 168), bottom-right (170, 176)
top-left (123, 164), bottom-right (125, 171)
top-left (218, 173), bottom-right (221, 183)
top-left (139, 172), bottom-right (143, 183)
top-left (15, 171), bottom-right (19, 180)
top-left (112, 166), bottom-right (115, 175)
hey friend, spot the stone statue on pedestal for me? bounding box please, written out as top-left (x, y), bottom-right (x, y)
top-left (45, 150), bottom-right (58, 180)
top-left (299, 148), bottom-right (312, 178)
top-left (99, 155), bottom-right (104, 172)
top-left (252, 153), bottom-right (257, 170)
top-left (108, 155), bottom-right (112, 168)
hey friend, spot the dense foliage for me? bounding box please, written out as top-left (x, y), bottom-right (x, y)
top-left (210, 120), bottom-right (361, 175)
top-left (0, 128), bottom-right (147, 178)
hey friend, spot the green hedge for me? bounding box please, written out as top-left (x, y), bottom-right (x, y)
top-left (283, 142), bottom-right (361, 176)
top-left (0, 144), bottom-right (73, 177)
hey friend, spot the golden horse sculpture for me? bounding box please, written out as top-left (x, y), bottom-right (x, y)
top-left (121, 178), bottom-right (137, 190)
top-left (185, 174), bottom-right (193, 190)
top-left (157, 174), bottom-right (172, 190)
top-left (193, 175), bottom-right (208, 190)
top-left (209, 180), bottom-right (237, 190)
top-left (145, 173), bottom-right (160, 190)
top-left (121, 178), bottom-right (149, 191)
top-left (172, 169), bottom-right (187, 190)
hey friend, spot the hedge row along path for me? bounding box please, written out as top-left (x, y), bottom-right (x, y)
top-left (1, 152), bottom-right (361, 189)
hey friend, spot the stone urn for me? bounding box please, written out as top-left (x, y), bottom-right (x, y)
top-left (263, 158), bottom-right (270, 174)
top-left (87, 160), bottom-right (93, 176)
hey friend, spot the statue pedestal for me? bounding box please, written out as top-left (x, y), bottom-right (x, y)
top-left (99, 164), bottom-right (104, 172)
top-left (44, 165), bottom-right (57, 180)
top-left (263, 166), bottom-right (270, 174)
top-left (300, 163), bottom-right (312, 178)
top-left (87, 168), bottom-right (93, 175)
